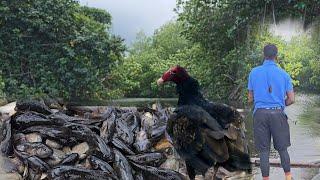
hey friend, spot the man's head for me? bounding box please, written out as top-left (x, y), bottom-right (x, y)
top-left (264, 44), bottom-right (278, 60)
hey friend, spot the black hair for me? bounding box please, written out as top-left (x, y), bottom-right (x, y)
top-left (264, 44), bottom-right (278, 59)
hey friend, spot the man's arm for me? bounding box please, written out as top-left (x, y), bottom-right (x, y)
top-left (248, 90), bottom-right (254, 105)
top-left (285, 91), bottom-right (295, 106)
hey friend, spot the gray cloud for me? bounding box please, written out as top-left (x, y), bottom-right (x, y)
top-left (78, 0), bottom-right (177, 45)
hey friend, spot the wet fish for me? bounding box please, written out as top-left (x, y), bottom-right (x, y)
top-left (60, 153), bottom-right (79, 165)
top-left (133, 130), bottom-right (151, 153)
top-left (28, 156), bottom-right (50, 172)
top-left (127, 153), bottom-right (166, 167)
top-left (13, 133), bottom-right (27, 144)
top-left (93, 134), bottom-right (113, 161)
top-left (47, 148), bottom-right (66, 166)
top-left (112, 137), bottom-right (135, 155)
top-left (134, 171), bottom-right (144, 180)
top-left (141, 112), bottom-right (156, 131)
top-left (48, 165), bottom-right (114, 180)
top-left (12, 112), bottom-right (64, 130)
top-left (88, 155), bottom-right (118, 179)
top-left (113, 148), bottom-right (134, 180)
top-left (0, 119), bottom-right (13, 156)
top-left (64, 122), bottom-right (94, 137)
top-left (15, 150), bottom-right (50, 173)
top-left (16, 142), bottom-right (53, 158)
top-left (101, 107), bottom-right (116, 120)
top-left (131, 162), bottom-right (185, 180)
top-left (49, 112), bottom-right (104, 126)
top-left (150, 121), bottom-right (167, 143)
top-left (114, 119), bottom-right (134, 145)
top-left (124, 113), bottom-right (140, 133)
top-left (15, 100), bottom-right (52, 115)
top-left (28, 167), bottom-right (42, 180)
top-left (100, 114), bottom-right (116, 143)
top-left (22, 126), bottom-right (76, 146)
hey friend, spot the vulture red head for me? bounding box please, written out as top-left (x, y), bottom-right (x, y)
top-left (157, 65), bottom-right (189, 85)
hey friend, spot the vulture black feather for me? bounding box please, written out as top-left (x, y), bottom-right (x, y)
top-left (158, 66), bottom-right (251, 179)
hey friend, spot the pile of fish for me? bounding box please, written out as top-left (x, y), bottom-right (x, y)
top-left (0, 100), bottom-right (185, 180)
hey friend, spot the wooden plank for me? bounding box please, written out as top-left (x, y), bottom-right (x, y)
top-left (251, 158), bottom-right (320, 168)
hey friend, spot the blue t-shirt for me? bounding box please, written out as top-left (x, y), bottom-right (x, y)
top-left (248, 60), bottom-right (293, 112)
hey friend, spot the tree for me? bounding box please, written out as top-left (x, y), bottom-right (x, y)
top-left (175, 0), bottom-right (320, 100)
top-left (107, 22), bottom-right (211, 98)
top-left (0, 0), bottom-right (125, 99)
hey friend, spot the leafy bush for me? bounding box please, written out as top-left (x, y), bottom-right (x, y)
top-left (0, 73), bottom-right (5, 100)
top-left (0, 0), bottom-right (125, 99)
top-left (107, 22), bottom-right (212, 98)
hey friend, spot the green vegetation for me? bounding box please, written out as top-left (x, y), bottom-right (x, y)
top-left (0, 0), bottom-right (319, 102)
top-left (107, 22), bottom-right (211, 98)
top-left (0, 0), bottom-right (125, 100)
top-left (0, 73), bottom-right (5, 99)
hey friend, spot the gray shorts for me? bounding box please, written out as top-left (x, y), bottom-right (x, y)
top-left (253, 109), bottom-right (291, 152)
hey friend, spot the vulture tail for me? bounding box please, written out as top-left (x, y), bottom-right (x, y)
top-left (222, 146), bottom-right (252, 172)
top-left (225, 150), bottom-right (252, 172)
top-left (221, 141), bottom-right (252, 173)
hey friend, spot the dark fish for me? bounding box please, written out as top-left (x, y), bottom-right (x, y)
top-left (60, 153), bottom-right (79, 165)
top-left (0, 119), bottom-right (13, 156)
top-left (140, 112), bottom-right (156, 132)
top-left (27, 167), bottom-right (42, 180)
top-left (65, 123), bottom-right (94, 138)
top-left (114, 119), bottom-right (134, 145)
top-left (65, 122), bottom-right (104, 147)
top-left (22, 126), bottom-right (77, 146)
top-left (124, 113), bottom-right (140, 133)
top-left (113, 148), bottom-right (134, 180)
top-left (93, 134), bottom-right (113, 161)
top-left (134, 171), bottom-right (144, 180)
top-left (131, 162), bottom-right (185, 180)
top-left (16, 142), bottom-right (53, 158)
top-left (28, 156), bottom-right (50, 172)
top-left (48, 165), bottom-right (114, 180)
top-left (15, 150), bottom-right (50, 173)
top-left (100, 113), bottom-right (116, 143)
top-left (12, 112), bottom-right (65, 130)
top-left (15, 99), bottom-right (52, 115)
top-left (88, 150), bottom-right (113, 163)
top-left (112, 137), bottom-right (135, 155)
top-left (127, 153), bottom-right (166, 167)
top-left (47, 148), bottom-right (66, 166)
top-left (150, 121), bottom-right (167, 143)
top-left (88, 155), bottom-right (118, 179)
top-left (133, 130), bottom-right (151, 153)
top-left (49, 112), bottom-right (104, 126)
top-left (101, 107), bottom-right (116, 120)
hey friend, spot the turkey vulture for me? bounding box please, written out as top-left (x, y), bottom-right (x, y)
top-left (157, 65), bottom-right (251, 179)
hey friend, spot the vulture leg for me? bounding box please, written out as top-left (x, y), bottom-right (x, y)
top-left (186, 162), bottom-right (196, 180)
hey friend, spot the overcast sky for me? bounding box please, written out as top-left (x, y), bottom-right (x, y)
top-left (78, 0), bottom-right (177, 45)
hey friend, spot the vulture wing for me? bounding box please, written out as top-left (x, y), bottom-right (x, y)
top-left (167, 105), bottom-right (230, 174)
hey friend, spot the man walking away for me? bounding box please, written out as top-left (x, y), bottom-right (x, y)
top-left (248, 44), bottom-right (295, 180)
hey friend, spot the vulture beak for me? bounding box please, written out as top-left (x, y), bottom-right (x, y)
top-left (157, 78), bottom-right (164, 85)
